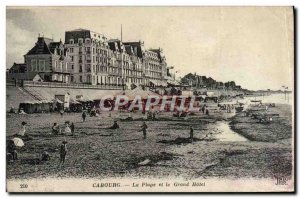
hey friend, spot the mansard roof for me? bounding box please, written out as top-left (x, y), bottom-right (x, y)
top-left (123, 41), bottom-right (143, 58)
top-left (65, 29), bottom-right (91, 44)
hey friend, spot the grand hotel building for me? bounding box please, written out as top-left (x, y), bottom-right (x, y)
top-left (10, 28), bottom-right (169, 88)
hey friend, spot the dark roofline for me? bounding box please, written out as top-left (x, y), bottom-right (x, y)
top-left (66, 28), bottom-right (90, 32)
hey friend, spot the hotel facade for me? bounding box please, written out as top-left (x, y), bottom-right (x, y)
top-left (10, 29), bottom-right (170, 88)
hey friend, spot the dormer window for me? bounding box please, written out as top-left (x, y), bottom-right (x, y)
top-left (69, 39), bottom-right (74, 44)
top-left (78, 38), bottom-right (83, 45)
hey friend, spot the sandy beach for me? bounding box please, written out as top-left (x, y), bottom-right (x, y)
top-left (6, 99), bottom-right (293, 180)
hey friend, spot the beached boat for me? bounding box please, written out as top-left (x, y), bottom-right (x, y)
top-left (250, 100), bottom-right (262, 103)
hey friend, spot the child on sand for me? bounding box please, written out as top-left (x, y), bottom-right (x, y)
top-left (64, 123), bottom-right (72, 135)
top-left (52, 123), bottom-right (60, 135)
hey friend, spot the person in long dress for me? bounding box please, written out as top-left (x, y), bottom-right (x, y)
top-left (82, 111), bottom-right (87, 122)
top-left (190, 126), bottom-right (194, 142)
top-left (64, 123), bottom-right (72, 134)
top-left (17, 122), bottom-right (27, 136)
top-left (59, 141), bottom-right (68, 165)
top-left (140, 122), bottom-right (148, 139)
top-left (70, 123), bottom-right (75, 135)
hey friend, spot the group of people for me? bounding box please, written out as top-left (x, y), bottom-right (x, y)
top-left (52, 122), bottom-right (75, 135)
top-left (40, 141), bottom-right (67, 165)
top-left (218, 103), bottom-right (235, 113)
top-left (107, 120), bottom-right (148, 139)
top-left (201, 105), bottom-right (210, 115)
top-left (146, 111), bottom-right (157, 120)
top-left (7, 119), bottom-right (69, 165)
top-left (7, 121), bottom-right (29, 162)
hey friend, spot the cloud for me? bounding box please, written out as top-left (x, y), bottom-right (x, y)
top-left (6, 18), bottom-right (36, 67)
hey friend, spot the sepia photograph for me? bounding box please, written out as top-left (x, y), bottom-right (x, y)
top-left (5, 6), bottom-right (294, 192)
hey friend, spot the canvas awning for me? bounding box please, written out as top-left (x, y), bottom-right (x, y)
top-left (149, 80), bottom-right (158, 86)
top-left (116, 87), bottom-right (161, 101)
top-left (54, 98), bottom-right (64, 104)
top-left (167, 80), bottom-right (180, 86)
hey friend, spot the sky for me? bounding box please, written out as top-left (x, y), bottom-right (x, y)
top-left (6, 7), bottom-right (294, 90)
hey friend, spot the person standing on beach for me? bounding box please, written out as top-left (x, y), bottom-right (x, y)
top-left (190, 126), bottom-right (194, 142)
top-left (70, 123), bottom-right (75, 135)
top-left (82, 111), bottom-right (86, 122)
top-left (206, 109), bottom-right (210, 115)
top-left (201, 105), bottom-right (206, 114)
top-left (59, 141), bottom-right (68, 165)
top-left (140, 122), bottom-right (148, 139)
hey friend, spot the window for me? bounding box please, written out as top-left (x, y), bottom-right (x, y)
top-left (71, 76), bottom-right (74, 82)
top-left (79, 65), bottom-right (83, 73)
top-left (71, 56), bottom-right (74, 62)
top-left (31, 59), bottom-right (37, 71)
top-left (54, 61), bottom-right (58, 70)
top-left (71, 64), bottom-right (74, 70)
top-left (69, 48), bottom-right (74, 53)
top-left (80, 76), bottom-right (82, 82)
top-left (78, 38), bottom-right (83, 45)
top-left (85, 38), bottom-right (91, 44)
top-left (69, 39), bottom-right (74, 44)
top-left (59, 62), bottom-right (63, 71)
top-left (39, 60), bottom-right (45, 71)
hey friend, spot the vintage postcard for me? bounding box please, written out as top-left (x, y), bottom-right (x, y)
top-left (6, 6), bottom-right (294, 192)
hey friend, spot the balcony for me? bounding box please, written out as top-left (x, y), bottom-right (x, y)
top-left (23, 80), bottom-right (123, 90)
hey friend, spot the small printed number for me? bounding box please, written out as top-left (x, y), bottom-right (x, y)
top-left (20, 184), bottom-right (28, 188)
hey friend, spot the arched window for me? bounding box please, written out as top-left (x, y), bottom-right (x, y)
top-left (85, 38), bottom-right (91, 44)
top-left (59, 62), bottom-right (63, 71)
